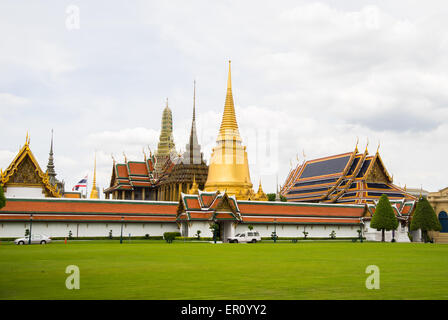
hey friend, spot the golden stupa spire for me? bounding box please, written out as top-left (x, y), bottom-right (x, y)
top-left (188, 174), bottom-right (199, 194)
top-left (218, 60), bottom-right (241, 142)
top-left (89, 152), bottom-right (99, 199)
top-left (204, 61), bottom-right (253, 199)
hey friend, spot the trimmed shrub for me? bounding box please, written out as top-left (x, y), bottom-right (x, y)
top-left (163, 232), bottom-right (181, 243)
top-left (370, 194), bottom-right (398, 242)
top-left (410, 197), bottom-right (442, 242)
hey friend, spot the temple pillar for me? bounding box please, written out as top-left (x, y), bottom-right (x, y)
top-left (132, 191), bottom-right (135, 200)
top-left (121, 190), bottom-right (125, 200)
top-left (142, 188), bottom-right (145, 201)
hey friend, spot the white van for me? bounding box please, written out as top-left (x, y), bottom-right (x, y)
top-left (228, 231), bottom-right (261, 243)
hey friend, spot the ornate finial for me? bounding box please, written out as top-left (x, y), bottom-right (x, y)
top-left (111, 154), bottom-right (116, 165)
top-left (355, 136), bottom-right (359, 152)
top-left (365, 138), bottom-right (369, 153)
top-left (376, 141), bottom-right (380, 154)
top-left (227, 60), bottom-right (232, 89)
top-left (296, 153), bottom-right (299, 163)
top-left (147, 145), bottom-right (152, 157)
top-left (142, 148), bottom-right (147, 161)
top-left (123, 152), bottom-right (127, 163)
top-left (193, 79), bottom-right (196, 122)
top-left (404, 184), bottom-right (407, 191)
top-left (302, 149), bottom-right (306, 159)
top-left (166, 97), bottom-right (169, 108)
top-left (25, 131), bottom-right (30, 146)
top-left (391, 174), bottom-right (394, 182)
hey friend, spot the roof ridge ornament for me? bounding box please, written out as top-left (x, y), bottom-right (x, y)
top-left (25, 131), bottom-right (30, 146)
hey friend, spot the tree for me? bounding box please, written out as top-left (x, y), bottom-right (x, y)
top-left (25, 228), bottom-right (30, 237)
top-left (248, 225), bottom-right (254, 231)
top-left (209, 223), bottom-right (219, 243)
top-left (410, 197), bottom-right (442, 242)
top-left (196, 230), bottom-right (201, 240)
top-left (267, 193), bottom-right (276, 201)
top-left (329, 230), bottom-right (336, 239)
top-left (370, 194), bottom-right (399, 242)
top-left (0, 185), bottom-right (6, 209)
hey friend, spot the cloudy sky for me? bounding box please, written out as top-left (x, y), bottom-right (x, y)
top-left (0, 0), bottom-right (447, 196)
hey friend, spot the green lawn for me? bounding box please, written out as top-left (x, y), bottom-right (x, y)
top-left (0, 240), bottom-right (447, 300)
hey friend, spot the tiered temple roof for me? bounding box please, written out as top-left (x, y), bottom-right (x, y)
top-left (104, 155), bottom-right (156, 194)
top-left (281, 145), bottom-right (417, 205)
top-left (177, 191), bottom-right (367, 225)
top-left (0, 134), bottom-right (62, 197)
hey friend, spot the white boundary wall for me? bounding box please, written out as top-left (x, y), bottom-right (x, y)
top-left (0, 220), bottom-right (410, 242)
top-left (0, 221), bottom-right (179, 238)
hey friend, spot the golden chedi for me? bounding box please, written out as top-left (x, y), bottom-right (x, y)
top-left (89, 153), bottom-right (99, 199)
top-left (204, 61), bottom-right (255, 200)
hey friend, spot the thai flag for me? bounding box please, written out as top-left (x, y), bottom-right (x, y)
top-left (72, 175), bottom-right (88, 191)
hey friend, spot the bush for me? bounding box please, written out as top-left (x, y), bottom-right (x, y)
top-left (0, 185), bottom-right (6, 209)
top-left (370, 194), bottom-right (398, 242)
top-left (175, 237), bottom-right (213, 241)
top-left (108, 230), bottom-right (113, 239)
top-left (25, 229), bottom-right (30, 237)
top-left (410, 196), bottom-right (442, 242)
top-left (68, 230), bottom-right (73, 239)
top-left (163, 232), bottom-right (181, 243)
top-left (144, 234), bottom-right (150, 239)
top-left (329, 230), bottom-right (336, 239)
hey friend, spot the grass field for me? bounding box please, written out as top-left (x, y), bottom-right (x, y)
top-left (0, 240), bottom-right (447, 300)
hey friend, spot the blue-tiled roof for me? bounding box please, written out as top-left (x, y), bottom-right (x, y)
top-left (300, 155), bottom-right (351, 178)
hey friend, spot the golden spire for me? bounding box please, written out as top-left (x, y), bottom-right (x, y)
top-left (218, 60), bottom-right (241, 142)
top-left (90, 152), bottom-right (99, 199)
top-left (188, 174), bottom-right (199, 194)
top-left (204, 61), bottom-right (253, 199)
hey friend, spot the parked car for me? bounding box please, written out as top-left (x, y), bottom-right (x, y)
top-left (228, 231), bottom-right (261, 243)
top-left (14, 234), bottom-right (52, 245)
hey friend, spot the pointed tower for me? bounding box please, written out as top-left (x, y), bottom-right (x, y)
top-left (204, 61), bottom-right (253, 199)
top-left (46, 129), bottom-right (57, 186)
top-left (155, 99), bottom-right (176, 173)
top-left (254, 179), bottom-right (268, 201)
top-left (89, 153), bottom-right (99, 199)
top-left (183, 80), bottom-right (203, 165)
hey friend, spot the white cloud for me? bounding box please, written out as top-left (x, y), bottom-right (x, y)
top-left (0, 0), bottom-right (447, 196)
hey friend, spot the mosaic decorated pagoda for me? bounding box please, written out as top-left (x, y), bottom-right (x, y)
top-left (104, 84), bottom-right (208, 201)
top-left (156, 81), bottom-right (209, 201)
